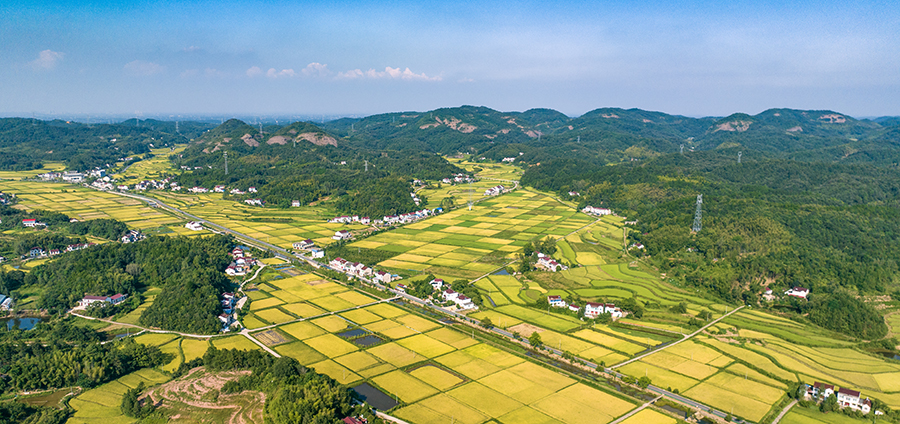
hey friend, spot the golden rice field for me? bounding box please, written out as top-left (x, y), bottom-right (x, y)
top-left (349, 189), bottom-right (594, 280)
top-left (0, 180), bottom-right (184, 233)
top-left (67, 368), bottom-right (170, 424)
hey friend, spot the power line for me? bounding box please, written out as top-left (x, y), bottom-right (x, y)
top-left (692, 194), bottom-right (702, 232)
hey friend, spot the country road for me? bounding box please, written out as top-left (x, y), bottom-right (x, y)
top-left (96, 185), bottom-right (747, 424)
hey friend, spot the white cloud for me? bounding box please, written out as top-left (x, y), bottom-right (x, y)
top-left (337, 66), bottom-right (441, 81)
top-left (124, 60), bottom-right (165, 76)
top-left (29, 50), bottom-right (63, 70)
top-left (458, 78), bottom-right (475, 83)
top-left (246, 66), bottom-right (263, 78)
top-left (266, 68), bottom-right (296, 78)
top-left (301, 62), bottom-right (331, 77)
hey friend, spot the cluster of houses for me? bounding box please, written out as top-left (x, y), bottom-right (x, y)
top-left (383, 208), bottom-right (442, 225)
top-left (441, 286), bottom-right (477, 310)
top-left (185, 221), bottom-right (204, 231)
top-left (328, 215), bottom-right (372, 225)
top-left (548, 296), bottom-right (624, 319)
top-left (536, 252), bottom-right (567, 272)
top-left (27, 242), bottom-right (96, 259)
top-left (225, 247), bottom-right (259, 276)
top-left (327, 208), bottom-right (444, 228)
top-left (0, 191), bottom-right (12, 205)
top-left (484, 185), bottom-right (506, 196)
top-left (133, 178), bottom-right (182, 192)
top-left (329, 257), bottom-right (374, 279)
top-left (39, 169), bottom-right (108, 183)
top-left (218, 292), bottom-right (238, 331)
top-left (806, 382), bottom-right (873, 414)
top-left (120, 230), bottom-right (145, 243)
top-left (78, 293), bottom-right (128, 308)
top-left (411, 192), bottom-right (422, 206)
top-left (333, 230), bottom-right (353, 240)
top-left (762, 286), bottom-right (810, 301)
top-left (568, 191), bottom-right (581, 197)
top-left (0, 294), bottom-right (13, 311)
top-left (22, 218), bottom-right (47, 228)
top-left (243, 199), bottom-right (264, 206)
top-left (501, 157), bottom-right (516, 162)
top-left (292, 239), bottom-right (325, 258)
top-left (582, 206), bottom-right (612, 216)
top-left (440, 173), bottom-right (475, 185)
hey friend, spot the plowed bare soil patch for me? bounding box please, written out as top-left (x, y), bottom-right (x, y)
top-left (146, 367), bottom-right (265, 424)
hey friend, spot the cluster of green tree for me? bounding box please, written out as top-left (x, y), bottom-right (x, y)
top-left (517, 238), bottom-right (559, 272)
top-left (0, 338), bottom-right (170, 393)
top-left (522, 151), bottom-right (897, 339)
top-left (0, 269), bottom-right (25, 299)
top-left (448, 279), bottom-right (482, 307)
top-left (0, 402), bottom-right (69, 424)
top-left (120, 381), bottom-right (155, 418)
top-left (0, 206), bottom-right (129, 256)
top-left (0, 318), bottom-right (106, 344)
top-left (0, 233), bottom-right (83, 257)
top-left (25, 235), bottom-right (232, 333)
top-left (0, 204), bottom-right (71, 230)
top-left (188, 347), bottom-right (384, 424)
top-left (0, 118), bottom-right (212, 170)
top-left (68, 219), bottom-right (129, 240)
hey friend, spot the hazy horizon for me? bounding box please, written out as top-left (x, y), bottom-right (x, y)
top-left (4, 0), bottom-right (899, 118)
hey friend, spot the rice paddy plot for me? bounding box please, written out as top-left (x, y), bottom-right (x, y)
top-left (372, 370), bottom-right (438, 403)
top-left (619, 361), bottom-right (700, 393)
top-left (274, 341), bottom-right (327, 365)
top-left (494, 304), bottom-right (581, 332)
top-left (394, 395), bottom-right (489, 424)
top-left (181, 339), bottom-right (210, 362)
top-left (212, 335), bottom-right (261, 351)
top-left (683, 381), bottom-right (776, 422)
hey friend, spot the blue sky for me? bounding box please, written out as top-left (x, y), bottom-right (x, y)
top-left (2, 0), bottom-right (898, 118)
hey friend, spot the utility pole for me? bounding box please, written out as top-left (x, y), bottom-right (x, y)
top-left (692, 194), bottom-right (702, 232)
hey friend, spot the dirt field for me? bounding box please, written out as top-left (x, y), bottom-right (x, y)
top-left (507, 322), bottom-right (545, 337)
top-left (146, 368), bottom-right (265, 424)
top-left (255, 329), bottom-right (289, 346)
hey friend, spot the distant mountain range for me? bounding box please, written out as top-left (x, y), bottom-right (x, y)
top-left (2, 106), bottom-right (898, 171)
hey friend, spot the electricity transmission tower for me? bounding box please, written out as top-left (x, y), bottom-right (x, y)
top-left (364, 160), bottom-right (369, 172)
top-left (692, 195), bottom-right (702, 232)
top-left (738, 151), bottom-right (742, 164)
top-left (680, 144), bottom-right (684, 154)
top-left (468, 180), bottom-right (474, 211)
top-left (224, 152), bottom-right (228, 175)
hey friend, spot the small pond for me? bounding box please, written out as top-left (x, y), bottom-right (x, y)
top-left (337, 328), bottom-right (368, 338)
top-left (352, 335), bottom-right (383, 347)
top-left (2, 317), bottom-right (44, 331)
top-left (493, 269), bottom-right (510, 275)
top-left (352, 383), bottom-right (398, 410)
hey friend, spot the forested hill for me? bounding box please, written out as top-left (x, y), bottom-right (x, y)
top-left (175, 119), bottom-right (465, 216)
top-left (522, 152), bottom-right (899, 338)
top-left (320, 106), bottom-right (900, 167)
top-left (0, 118), bottom-right (213, 170)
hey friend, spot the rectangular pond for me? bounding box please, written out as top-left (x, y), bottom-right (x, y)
top-left (352, 383), bottom-right (398, 410)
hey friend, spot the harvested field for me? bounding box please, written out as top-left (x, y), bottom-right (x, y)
top-left (147, 368), bottom-right (265, 424)
top-left (254, 329), bottom-right (289, 346)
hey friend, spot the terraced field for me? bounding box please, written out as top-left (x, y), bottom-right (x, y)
top-left (348, 189), bottom-right (594, 280)
top-left (147, 191), bottom-right (365, 249)
top-left (68, 368), bottom-right (171, 424)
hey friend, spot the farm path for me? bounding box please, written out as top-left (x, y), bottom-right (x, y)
top-left (241, 329), bottom-right (281, 358)
top-left (608, 395), bottom-right (663, 424)
top-left (245, 296), bottom-right (401, 333)
top-left (69, 311), bottom-right (221, 339)
top-left (771, 399), bottom-right (798, 424)
top-left (610, 305), bottom-right (745, 369)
